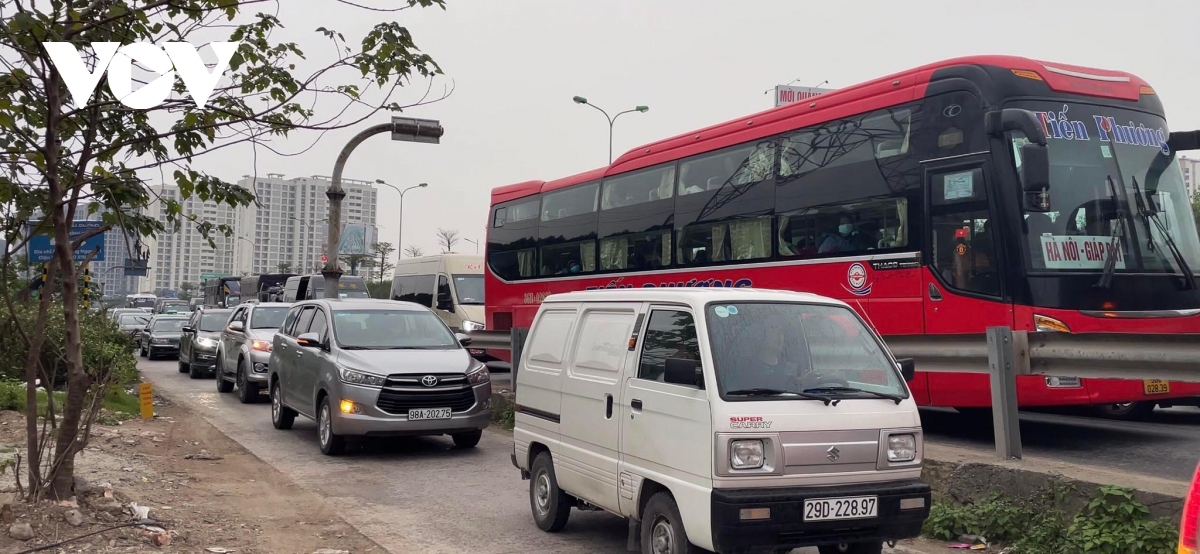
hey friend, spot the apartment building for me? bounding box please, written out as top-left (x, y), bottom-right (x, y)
top-left (143, 185), bottom-right (241, 293)
top-left (1181, 156), bottom-right (1199, 201)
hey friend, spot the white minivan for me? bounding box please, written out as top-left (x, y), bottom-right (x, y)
top-left (511, 288), bottom-right (929, 554)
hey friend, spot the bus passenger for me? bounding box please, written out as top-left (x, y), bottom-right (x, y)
top-left (818, 216), bottom-right (866, 253)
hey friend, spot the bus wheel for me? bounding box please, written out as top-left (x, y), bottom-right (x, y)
top-left (1094, 401), bottom-right (1155, 421)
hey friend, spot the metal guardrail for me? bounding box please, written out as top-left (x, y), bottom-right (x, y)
top-left (464, 330), bottom-right (514, 351)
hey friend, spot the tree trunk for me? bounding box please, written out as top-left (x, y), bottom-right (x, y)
top-left (48, 208), bottom-right (88, 500)
top-left (23, 259), bottom-right (56, 499)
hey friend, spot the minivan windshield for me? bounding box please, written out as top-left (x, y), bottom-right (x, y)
top-left (331, 309), bottom-right (458, 350)
top-left (453, 274), bottom-right (484, 304)
top-left (706, 302), bottom-right (907, 399)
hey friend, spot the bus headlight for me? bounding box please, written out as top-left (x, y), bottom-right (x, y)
top-left (730, 440), bottom-right (764, 469)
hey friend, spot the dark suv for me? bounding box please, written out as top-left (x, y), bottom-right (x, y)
top-left (180, 307), bottom-right (232, 378)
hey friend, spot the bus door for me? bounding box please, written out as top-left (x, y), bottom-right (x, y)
top-left (923, 159), bottom-right (1014, 406)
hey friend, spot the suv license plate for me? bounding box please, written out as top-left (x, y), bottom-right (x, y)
top-left (803, 496), bottom-right (878, 522)
top-left (408, 408), bottom-right (452, 420)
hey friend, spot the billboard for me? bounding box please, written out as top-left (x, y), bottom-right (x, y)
top-left (773, 85), bottom-right (835, 108)
top-left (338, 223), bottom-right (375, 256)
top-left (27, 220), bottom-right (106, 263)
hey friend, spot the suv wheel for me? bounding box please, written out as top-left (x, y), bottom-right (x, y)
top-left (187, 353), bottom-right (203, 379)
top-left (270, 381), bottom-right (295, 430)
top-left (146, 347), bottom-right (156, 361)
top-left (317, 397), bottom-right (345, 456)
top-left (215, 354), bottom-right (233, 393)
top-left (529, 451), bottom-right (570, 532)
top-left (237, 358), bottom-right (260, 404)
top-left (178, 355), bottom-right (189, 373)
top-left (452, 430), bottom-right (483, 448)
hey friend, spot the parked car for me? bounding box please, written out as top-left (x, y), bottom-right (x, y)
top-left (138, 315), bottom-right (190, 360)
top-left (268, 299), bottom-right (491, 455)
top-left (511, 288), bottom-right (929, 554)
top-left (216, 302), bottom-right (290, 403)
top-left (117, 313), bottom-right (151, 339)
top-left (109, 308), bottom-right (145, 322)
top-left (179, 307), bottom-right (232, 379)
top-left (1182, 460), bottom-right (1199, 554)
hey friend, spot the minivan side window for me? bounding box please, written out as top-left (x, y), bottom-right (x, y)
top-left (308, 309), bottom-right (329, 343)
top-left (437, 275), bottom-right (452, 310)
top-left (295, 307), bottom-right (317, 336)
top-left (637, 309), bottom-right (701, 384)
top-left (393, 274), bottom-right (435, 307)
top-left (281, 306), bottom-right (303, 336)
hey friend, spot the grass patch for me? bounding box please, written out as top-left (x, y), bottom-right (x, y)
top-left (0, 380), bottom-right (140, 419)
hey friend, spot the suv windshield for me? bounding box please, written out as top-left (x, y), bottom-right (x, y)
top-left (119, 314), bottom-right (150, 326)
top-left (152, 319), bottom-right (187, 332)
top-left (1012, 102), bottom-right (1200, 274)
top-left (199, 313), bottom-right (230, 332)
top-left (251, 307), bottom-right (289, 329)
top-left (331, 309), bottom-right (457, 349)
top-left (706, 302), bottom-right (907, 398)
top-left (453, 274), bottom-right (484, 304)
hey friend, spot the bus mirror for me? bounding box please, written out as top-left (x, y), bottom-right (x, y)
top-left (1168, 130), bottom-right (1200, 152)
top-left (986, 109), bottom-right (1047, 145)
top-left (1019, 143), bottom-right (1050, 192)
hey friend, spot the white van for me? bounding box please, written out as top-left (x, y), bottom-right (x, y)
top-left (390, 254), bottom-right (485, 333)
top-left (511, 288), bottom-right (929, 554)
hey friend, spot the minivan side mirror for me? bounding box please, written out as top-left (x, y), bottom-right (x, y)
top-left (228, 320), bottom-right (245, 332)
top-left (455, 332), bottom-right (472, 347)
top-left (181, 326), bottom-right (195, 334)
top-left (296, 332), bottom-right (320, 348)
top-left (896, 358), bottom-right (916, 382)
top-left (437, 292), bottom-right (454, 312)
top-left (664, 358), bottom-right (704, 389)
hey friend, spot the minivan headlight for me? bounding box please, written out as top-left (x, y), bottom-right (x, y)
top-left (339, 367), bottom-right (386, 387)
top-left (730, 439), bottom-right (764, 469)
top-left (887, 434), bottom-right (916, 462)
top-left (461, 320), bottom-right (484, 332)
top-left (466, 363), bottom-right (490, 386)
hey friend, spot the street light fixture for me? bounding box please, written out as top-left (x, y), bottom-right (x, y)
top-left (376, 180), bottom-right (428, 260)
top-left (573, 96), bottom-right (649, 163)
top-left (323, 117), bottom-right (443, 298)
top-left (463, 238), bottom-right (478, 254)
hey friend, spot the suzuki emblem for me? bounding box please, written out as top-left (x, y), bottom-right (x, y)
top-left (826, 446), bottom-right (841, 461)
top-left (421, 375), bottom-right (439, 387)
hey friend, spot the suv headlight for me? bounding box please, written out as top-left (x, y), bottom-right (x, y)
top-left (250, 339), bottom-right (272, 352)
top-left (887, 434), bottom-right (916, 462)
top-left (461, 320), bottom-right (485, 333)
top-left (339, 367), bottom-right (386, 387)
top-left (466, 363), bottom-right (490, 386)
top-left (195, 337), bottom-right (217, 348)
top-left (730, 439), bottom-right (764, 469)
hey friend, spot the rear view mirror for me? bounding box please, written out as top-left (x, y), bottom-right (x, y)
top-left (1019, 143), bottom-right (1050, 192)
top-left (296, 332), bottom-right (320, 347)
top-left (455, 332), bottom-right (472, 347)
top-left (181, 326), bottom-right (194, 334)
top-left (228, 320), bottom-right (245, 332)
top-left (437, 292), bottom-right (454, 312)
top-left (986, 109), bottom-right (1048, 145)
top-left (664, 358), bottom-right (704, 389)
top-left (1168, 130), bottom-right (1200, 152)
top-left (896, 358), bottom-right (916, 382)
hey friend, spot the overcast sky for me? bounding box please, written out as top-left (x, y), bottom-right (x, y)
top-left (189, 0), bottom-right (1200, 260)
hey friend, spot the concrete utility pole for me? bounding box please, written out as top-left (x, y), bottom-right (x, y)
top-left (323, 117), bottom-right (443, 300)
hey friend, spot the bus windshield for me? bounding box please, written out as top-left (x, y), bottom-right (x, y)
top-left (705, 303), bottom-right (907, 399)
top-left (1012, 102), bottom-right (1200, 274)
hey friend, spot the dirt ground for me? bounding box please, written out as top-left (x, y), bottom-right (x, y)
top-left (0, 395), bottom-right (383, 553)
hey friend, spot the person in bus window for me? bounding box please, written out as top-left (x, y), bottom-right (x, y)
top-left (818, 216), bottom-right (865, 253)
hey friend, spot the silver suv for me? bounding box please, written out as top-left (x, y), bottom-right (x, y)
top-left (268, 299), bottom-right (492, 456)
top-left (216, 302), bottom-right (291, 404)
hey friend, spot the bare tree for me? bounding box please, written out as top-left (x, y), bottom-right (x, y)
top-left (437, 229), bottom-right (460, 253)
top-left (404, 245), bottom-right (425, 258)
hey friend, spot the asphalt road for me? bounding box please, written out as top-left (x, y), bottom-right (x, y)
top-left (919, 406), bottom-right (1200, 481)
top-left (140, 359), bottom-right (844, 554)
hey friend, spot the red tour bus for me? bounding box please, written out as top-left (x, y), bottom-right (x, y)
top-left (484, 55), bottom-right (1200, 416)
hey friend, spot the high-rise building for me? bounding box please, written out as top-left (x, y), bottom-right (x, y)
top-left (234, 174), bottom-right (379, 275)
top-left (144, 184), bottom-right (241, 294)
top-left (81, 205), bottom-right (144, 298)
top-left (1180, 156), bottom-right (1199, 201)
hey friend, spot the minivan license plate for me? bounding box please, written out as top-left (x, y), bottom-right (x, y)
top-left (408, 408), bottom-right (452, 420)
top-left (803, 496), bottom-right (877, 522)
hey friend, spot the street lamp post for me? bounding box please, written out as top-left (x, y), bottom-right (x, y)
top-left (375, 180), bottom-right (428, 260)
top-left (323, 117), bottom-right (443, 299)
top-left (464, 238), bottom-right (478, 254)
top-left (572, 96), bottom-right (649, 163)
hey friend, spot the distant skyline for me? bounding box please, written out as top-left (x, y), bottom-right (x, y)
top-left (169, 1), bottom-right (1200, 259)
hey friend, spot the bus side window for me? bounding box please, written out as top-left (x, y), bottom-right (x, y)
top-left (929, 168), bottom-right (1000, 297)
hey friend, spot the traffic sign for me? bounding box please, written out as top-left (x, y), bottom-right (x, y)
top-left (138, 383), bottom-right (154, 420)
top-left (26, 221), bottom-right (106, 263)
top-left (321, 255), bottom-right (328, 263)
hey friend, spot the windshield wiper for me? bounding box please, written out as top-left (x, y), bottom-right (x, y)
top-left (726, 388), bottom-right (833, 405)
top-left (381, 346), bottom-right (438, 350)
top-left (1096, 175), bottom-right (1127, 289)
top-left (802, 386), bottom-right (904, 405)
top-left (1131, 176), bottom-right (1196, 290)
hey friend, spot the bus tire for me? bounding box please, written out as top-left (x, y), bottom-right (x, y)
top-left (1094, 401), bottom-right (1155, 421)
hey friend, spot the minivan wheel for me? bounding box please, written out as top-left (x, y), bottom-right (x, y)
top-left (452, 430), bottom-right (482, 448)
top-left (529, 452), bottom-right (570, 532)
top-left (237, 359), bottom-right (260, 404)
top-left (317, 397), bottom-right (345, 456)
top-left (270, 381), bottom-right (295, 430)
top-left (817, 542), bottom-right (884, 554)
top-left (641, 492), bottom-right (699, 554)
top-left (215, 355), bottom-right (234, 393)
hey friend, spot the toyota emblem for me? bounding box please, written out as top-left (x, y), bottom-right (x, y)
top-left (421, 375), bottom-right (439, 387)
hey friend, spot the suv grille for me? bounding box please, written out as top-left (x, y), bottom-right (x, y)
top-left (376, 373), bottom-right (476, 414)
